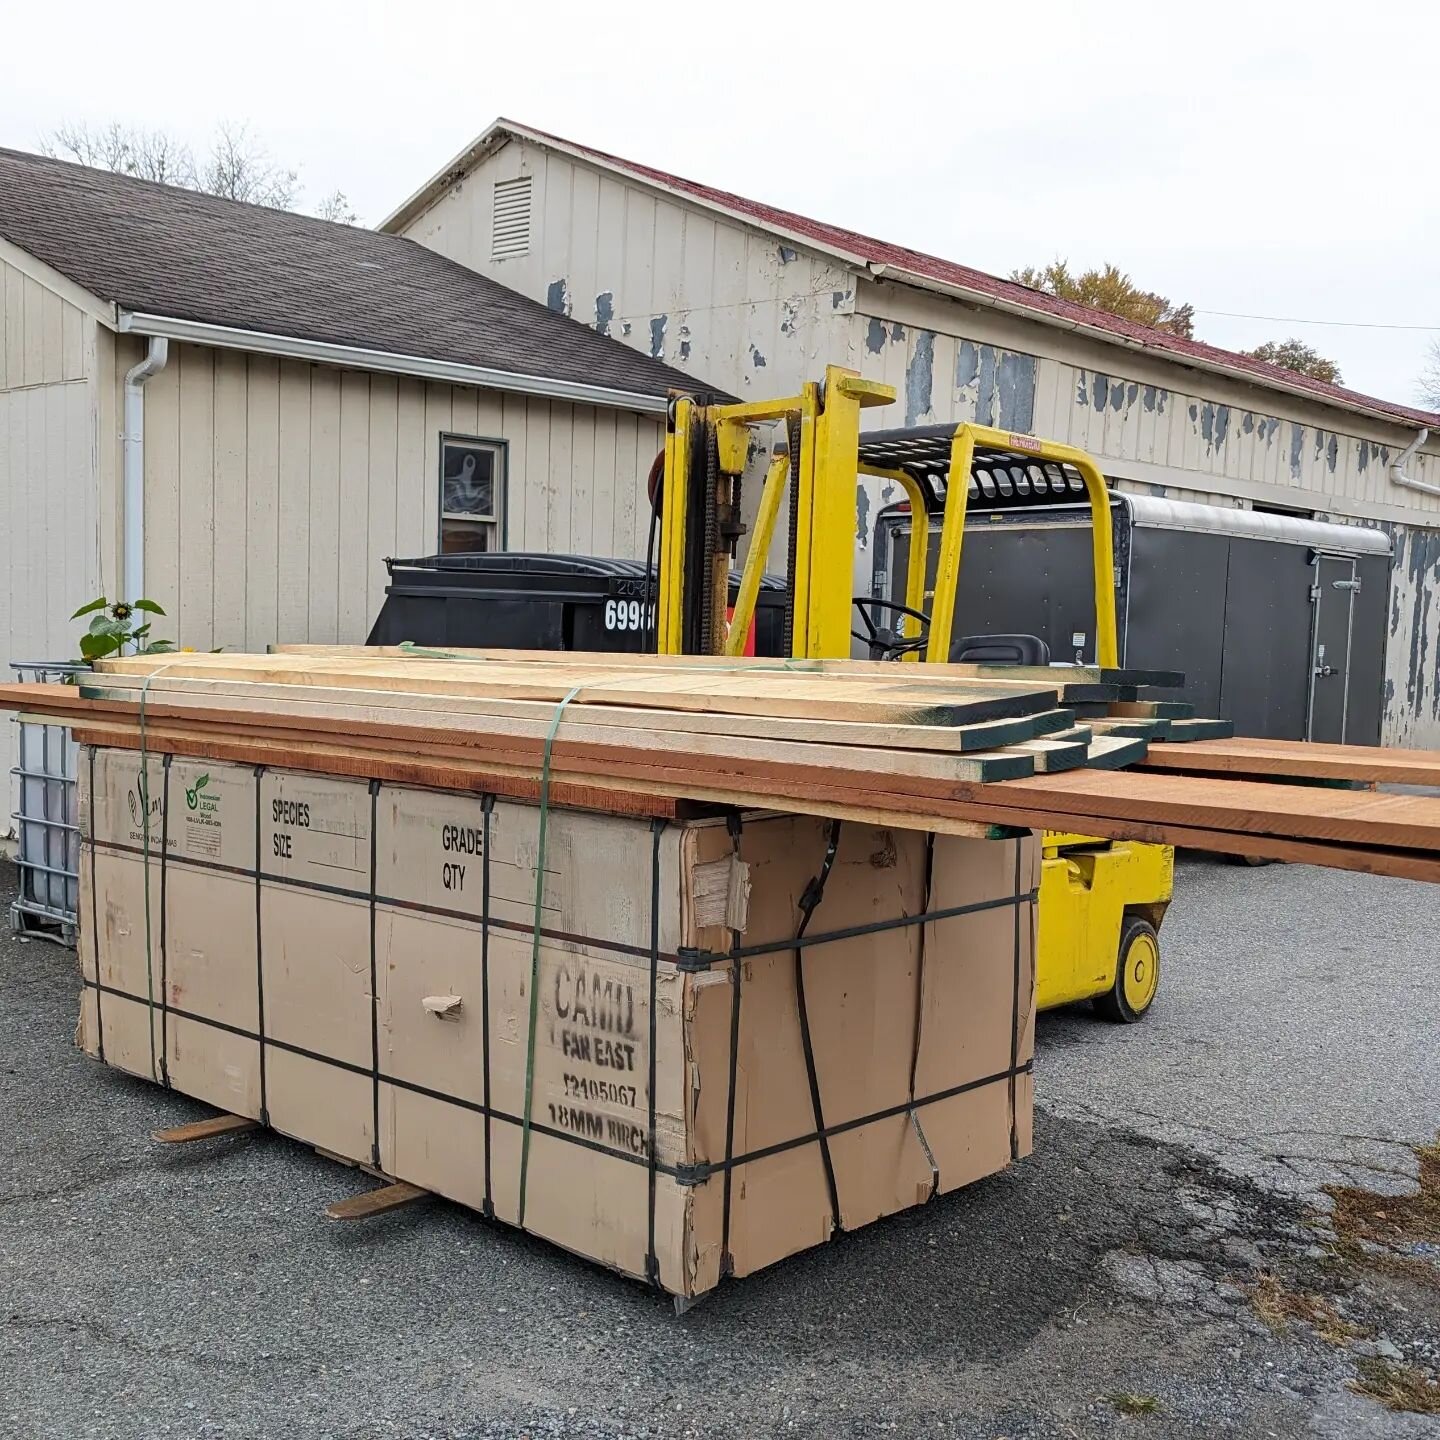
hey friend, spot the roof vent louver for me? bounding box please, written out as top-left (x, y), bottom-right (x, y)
top-left (491, 176), bottom-right (533, 260)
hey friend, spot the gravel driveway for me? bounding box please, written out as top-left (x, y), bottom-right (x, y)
top-left (2, 855), bottom-right (1437, 1439)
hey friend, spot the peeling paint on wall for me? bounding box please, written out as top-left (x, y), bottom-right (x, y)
top-left (1143, 385), bottom-right (1158, 412)
top-left (594, 291), bottom-right (614, 337)
top-left (1200, 403), bottom-right (1214, 444)
top-left (1094, 374), bottom-right (1109, 413)
top-left (546, 278), bottom-right (572, 317)
top-left (1290, 424), bottom-right (1304, 480)
top-left (905, 331), bottom-right (936, 425)
top-left (832, 290), bottom-right (847, 309)
top-left (997, 352), bottom-right (1036, 432)
top-left (1077, 373), bottom-right (1089, 407)
top-left (976, 345), bottom-right (998, 426)
top-left (777, 245), bottom-right (798, 265)
top-left (956, 339), bottom-right (1036, 431)
top-left (649, 315), bottom-right (667, 359)
top-left (957, 340), bottom-right (979, 392)
top-left (866, 317), bottom-right (887, 355)
top-left (1391, 524), bottom-right (1440, 743)
top-left (1109, 380), bottom-right (1125, 413)
top-left (749, 343), bottom-right (767, 368)
top-left (855, 482), bottom-right (871, 544)
top-left (890, 323), bottom-right (906, 344)
top-left (1242, 411), bottom-right (1255, 435)
top-left (1214, 406), bottom-right (1230, 448)
top-left (780, 300), bottom-right (800, 336)
top-left (1326, 434), bottom-right (1339, 472)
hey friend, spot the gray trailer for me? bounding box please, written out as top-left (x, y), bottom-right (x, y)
top-left (871, 491), bottom-right (1392, 744)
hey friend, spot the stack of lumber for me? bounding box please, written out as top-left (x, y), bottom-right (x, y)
top-left (1, 648), bottom-right (1438, 882)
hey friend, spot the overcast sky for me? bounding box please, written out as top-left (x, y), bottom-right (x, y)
top-left (4, 0), bottom-right (1435, 409)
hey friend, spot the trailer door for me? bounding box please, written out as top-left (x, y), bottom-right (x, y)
top-left (1307, 552), bottom-right (1359, 742)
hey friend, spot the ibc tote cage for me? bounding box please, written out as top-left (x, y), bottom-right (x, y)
top-left (8, 661), bottom-right (84, 945)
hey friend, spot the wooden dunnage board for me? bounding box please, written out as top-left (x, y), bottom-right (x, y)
top-left (1140, 737), bottom-right (1440, 788)
top-left (275, 643), bottom-right (1187, 690)
top-left (94, 655), bottom-right (1061, 727)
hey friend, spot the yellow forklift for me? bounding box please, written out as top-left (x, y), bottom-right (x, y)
top-left (655, 366), bottom-right (1172, 1022)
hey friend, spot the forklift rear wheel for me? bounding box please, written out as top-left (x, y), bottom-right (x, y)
top-left (1095, 915), bottom-right (1160, 1023)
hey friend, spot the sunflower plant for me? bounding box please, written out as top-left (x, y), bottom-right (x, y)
top-left (70, 596), bottom-right (177, 665)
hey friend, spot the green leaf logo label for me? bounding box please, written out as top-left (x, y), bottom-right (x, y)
top-left (185, 773), bottom-right (211, 811)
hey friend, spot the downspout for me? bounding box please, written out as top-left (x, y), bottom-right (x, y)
top-left (1389, 429), bottom-right (1438, 498)
top-left (122, 336), bottom-right (169, 599)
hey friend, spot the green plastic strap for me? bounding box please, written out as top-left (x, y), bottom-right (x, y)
top-left (516, 682), bottom-right (583, 1229)
top-left (136, 671), bottom-right (160, 1083)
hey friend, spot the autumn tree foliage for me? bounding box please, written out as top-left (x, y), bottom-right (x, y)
top-left (1011, 260), bottom-right (1196, 339)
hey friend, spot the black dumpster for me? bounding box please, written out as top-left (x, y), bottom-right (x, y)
top-left (367, 553), bottom-right (790, 656)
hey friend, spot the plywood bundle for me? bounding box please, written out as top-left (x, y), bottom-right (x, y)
top-left (79, 744), bottom-right (1037, 1298)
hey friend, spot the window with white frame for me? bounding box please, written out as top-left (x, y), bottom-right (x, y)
top-left (439, 436), bottom-right (506, 554)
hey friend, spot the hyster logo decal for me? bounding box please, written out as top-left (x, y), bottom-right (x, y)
top-left (185, 773), bottom-right (211, 811)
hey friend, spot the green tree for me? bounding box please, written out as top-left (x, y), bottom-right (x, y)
top-left (1011, 260), bottom-right (1195, 339)
top-left (1240, 339), bottom-right (1342, 386)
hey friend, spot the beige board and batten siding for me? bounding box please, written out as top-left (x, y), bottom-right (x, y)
top-left (401, 136), bottom-right (855, 395)
top-left (106, 337), bottom-right (664, 654)
top-left (0, 250), bottom-right (103, 836)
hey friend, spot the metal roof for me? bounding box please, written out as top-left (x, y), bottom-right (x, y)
top-left (1121, 492), bottom-right (1392, 554)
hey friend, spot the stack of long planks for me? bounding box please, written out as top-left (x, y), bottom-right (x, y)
top-left (0, 648), bottom-right (1437, 883)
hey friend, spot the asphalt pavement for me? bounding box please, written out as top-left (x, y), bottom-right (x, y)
top-left (2, 856), bottom-right (1437, 1440)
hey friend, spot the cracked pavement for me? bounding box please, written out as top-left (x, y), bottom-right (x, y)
top-left (1, 855), bottom-right (1438, 1439)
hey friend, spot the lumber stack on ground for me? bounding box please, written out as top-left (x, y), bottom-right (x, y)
top-left (0, 649), bottom-right (1437, 882)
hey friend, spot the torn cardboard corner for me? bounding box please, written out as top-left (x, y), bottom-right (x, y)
top-left (79, 744), bottom-right (1037, 1299)
top-left (690, 852), bottom-right (751, 932)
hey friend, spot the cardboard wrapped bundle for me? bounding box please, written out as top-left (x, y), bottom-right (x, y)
top-left (79, 744), bottom-right (1037, 1299)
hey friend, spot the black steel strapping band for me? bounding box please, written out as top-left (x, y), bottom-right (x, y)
top-left (794, 819), bottom-right (843, 1234)
top-left (253, 765), bottom-right (269, 1127)
top-left (645, 817), bottom-right (665, 1287)
top-left (718, 812), bottom-right (744, 1276)
top-left (368, 779), bottom-right (381, 1169)
top-left (480, 792), bottom-right (496, 1219)
top-left (77, 971), bottom-right (1030, 1184)
top-left (907, 833), bottom-right (938, 1197)
top-left (686, 1061), bottom-right (1034, 1179)
top-left (1009, 838), bottom-right (1022, 1162)
top-left (158, 755), bottom-right (172, 1089)
top-left (87, 746), bottom-right (105, 1064)
top-left (89, 837), bottom-right (677, 961)
top-left (674, 888), bottom-right (1038, 968)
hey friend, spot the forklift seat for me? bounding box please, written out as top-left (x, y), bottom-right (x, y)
top-left (949, 633), bottom-right (1051, 665)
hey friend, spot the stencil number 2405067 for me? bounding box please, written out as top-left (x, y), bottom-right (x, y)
top-left (604, 598), bottom-right (652, 632)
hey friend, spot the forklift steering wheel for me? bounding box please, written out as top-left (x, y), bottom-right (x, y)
top-left (852, 597), bottom-right (931, 661)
